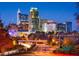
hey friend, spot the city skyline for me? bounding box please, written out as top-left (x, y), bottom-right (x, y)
top-left (0, 2), bottom-right (77, 30)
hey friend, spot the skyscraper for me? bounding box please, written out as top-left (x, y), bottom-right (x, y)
top-left (17, 9), bottom-right (28, 25)
top-left (30, 7), bottom-right (39, 19)
top-left (57, 23), bottom-right (66, 32)
top-left (30, 7), bottom-right (40, 31)
top-left (17, 9), bottom-right (21, 25)
top-left (17, 9), bottom-right (29, 31)
top-left (65, 21), bottom-right (72, 32)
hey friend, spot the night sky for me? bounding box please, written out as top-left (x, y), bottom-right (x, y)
top-left (0, 2), bottom-right (77, 30)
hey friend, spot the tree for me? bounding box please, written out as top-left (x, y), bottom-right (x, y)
top-left (61, 37), bottom-right (75, 53)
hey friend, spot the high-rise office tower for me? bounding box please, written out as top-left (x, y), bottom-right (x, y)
top-left (57, 23), bottom-right (66, 32)
top-left (17, 9), bottom-right (21, 25)
top-left (30, 7), bottom-right (40, 31)
top-left (65, 21), bottom-right (72, 32)
top-left (17, 9), bottom-right (29, 31)
top-left (17, 9), bottom-right (28, 24)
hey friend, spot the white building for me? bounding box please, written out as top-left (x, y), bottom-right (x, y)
top-left (42, 20), bottom-right (57, 32)
top-left (17, 8), bottom-right (21, 25)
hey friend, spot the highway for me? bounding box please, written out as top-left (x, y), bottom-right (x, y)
top-left (15, 44), bottom-right (79, 56)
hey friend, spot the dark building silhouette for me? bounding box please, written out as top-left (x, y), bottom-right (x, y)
top-left (65, 21), bottom-right (72, 32)
top-left (57, 23), bottom-right (66, 32)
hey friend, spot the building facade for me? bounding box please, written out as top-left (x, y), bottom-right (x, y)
top-left (18, 21), bottom-right (29, 31)
top-left (42, 20), bottom-right (57, 32)
top-left (57, 23), bottom-right (66, 32)
top-left (65, 21), bottom-right (72, 32)
top-left (17, 9), bottom-right (29, 31)
top-left (30, 7), bottom-right (40, 31)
